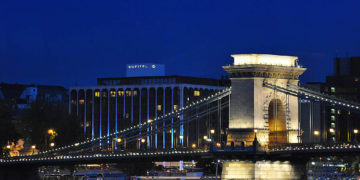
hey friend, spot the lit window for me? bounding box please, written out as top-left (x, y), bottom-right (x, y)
top-left (125, 113), bottom-right (129, 118)
top-left (79, 99), bottom-right (85, 104)
top-left (331, 116), bottom-right (335, 121)
top-left (126, 90), bottom-right (132, 96)
top-left (331, 109), bottom-right (335, 114)
top-left (118, 91), bottom-right (124, 96)
top-left (157, 105), bottom-right (162, 111)
top-left (95, 92), bottom-right (100, 97)
top-left (133, 91), bottom-right (138, 96)
top-left (337, 110), bottom-right (341, 115)
top-left (194, 90), bottom-right (200, 97)
top-left (71, 100), bottom-right (76, 104)
top-left (110, 91), bottom-right (116, 97)
top-left (173, 105), bottom-right (178, 110)
top-left (330, 87), bottom-right (335, 93)
top-left (86, 122), bottom-right (90, 127)
top-left (331, 123), bottom-right (335, 128)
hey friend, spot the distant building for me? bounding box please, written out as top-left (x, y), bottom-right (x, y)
top-left (304, 57), bottom-right (360, 144)
top-left (70, 69), bottom-right (229, 149)
top-left (0, 83), bottom-right (68, 112)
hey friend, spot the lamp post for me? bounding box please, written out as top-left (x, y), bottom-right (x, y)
top-left (313, 130), bottom-right (320, 143)
top-left (354, 129), bottom-right (358, 143)
top-left (47, 129), bottom-right (57, 149)
top-left (179, 135), bottom-right (184, 148)
top-left (112, 138), bottom-right (121, 152)
top-left (31, 145), bottom-right (36, 155)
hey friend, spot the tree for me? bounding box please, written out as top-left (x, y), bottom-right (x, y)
top-left (0, 100), bottom-right (18, 149)
top-left (18, 101), bottom-right (82, 150)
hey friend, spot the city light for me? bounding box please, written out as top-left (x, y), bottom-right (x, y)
top-left (313, 130), bottom-right (320, 136)
top-left (192, 144), bottom-right (196, 148)
top-left (141, 139), bottom-right (146, 143)
top-left (354, 129), bottom-right (359, 134)
top-left (31, 145), bottom-right (36, 149)
top-left (50, 142), bottom-right (55, 147)
top-left (329, 128), bottom-right (335, 133)
top-left (179, 135), bottom-right (184, 139)
top-left (216, 142), bottom-right (221, 147)
top-left (6, 145), bottom-right (10, 149)
top-left (210, 129), bottom-right (215, 134)
top-left (48, 129), bottom-right (54, 135)
top-left (116, 138), bottom-right (122, 143)
top-left (203, 136), bottom-right (208, 140)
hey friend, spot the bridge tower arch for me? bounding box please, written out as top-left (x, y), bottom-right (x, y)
top-left (223, 54), bottom-right (306, 146)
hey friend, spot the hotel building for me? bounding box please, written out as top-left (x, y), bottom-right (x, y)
top-left (69, 64), bottom-right (229, 149)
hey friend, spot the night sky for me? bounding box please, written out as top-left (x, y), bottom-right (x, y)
top-left (1, 0), bottom-right (359, 88)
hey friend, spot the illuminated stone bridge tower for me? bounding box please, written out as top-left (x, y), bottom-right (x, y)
top-left (223, 54), bottom-right (306, 146)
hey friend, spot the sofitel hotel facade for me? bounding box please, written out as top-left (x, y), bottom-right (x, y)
top-left (69, 64), bottom-right (229, 149)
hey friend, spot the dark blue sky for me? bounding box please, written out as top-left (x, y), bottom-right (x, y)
top-left (1, 0), bottom-right (359, 88)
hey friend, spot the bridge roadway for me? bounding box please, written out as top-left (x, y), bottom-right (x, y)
top-left (2, 143), bottom-right (360, 167)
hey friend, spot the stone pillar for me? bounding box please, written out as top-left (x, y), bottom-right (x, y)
top-left (155, 88), bottom-right (158, 148)
top-left (163, 87), bottom-right (166, 149)
top-left (223, 54), bottom-right (306, 147)
top-left (92, 89), bottom-right (95, 139)
top-left (180, 86), bottom-right (184, 146)
top-left (107, 89), bottom-right (110, 136)
top-left (84, 89), bottom-right (87, 137)
top-left (147, 87), bottom-right (150, 149)
top-left (171, 86), bottom-right (174, 148)
top-left (115, 89), bottom-right (118, 133)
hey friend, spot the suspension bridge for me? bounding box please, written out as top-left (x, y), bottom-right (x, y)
top-left (2, 54), bottom-right (360, 179)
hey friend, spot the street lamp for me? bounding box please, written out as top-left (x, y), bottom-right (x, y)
top-left (48, 129), bottom-right (54, 135)
top-left (31, 145), bottom-right (36, 155)
top-left (313, 130), bottom-right (320, 136)
top-left (203, 136), bottom-right (208, 140)
top-left (354, 129), bottom-right (359, 143)
top-left (112, 138), bottom-right (122, 152)
top-left (329, 128), bottom-right (335, 133)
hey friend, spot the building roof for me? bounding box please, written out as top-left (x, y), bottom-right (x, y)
top-left (97, 75), bottom-right (228, 87)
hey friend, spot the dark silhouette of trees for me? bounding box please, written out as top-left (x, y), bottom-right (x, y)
top-left (18, 101), bottom-right (82, 150)
top-left (0, 100), bottom-right (18, 149)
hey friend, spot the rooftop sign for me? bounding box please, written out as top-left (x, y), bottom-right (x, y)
top-left (126, 63), bottom-right (165, 77)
